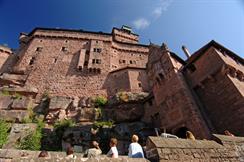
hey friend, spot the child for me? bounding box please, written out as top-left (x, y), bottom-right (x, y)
top-left (128, 135), bottom-right (144, 158)
top-left (107, 138), bottom-right (118, 158)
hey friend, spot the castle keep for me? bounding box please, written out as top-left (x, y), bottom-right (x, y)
top-left (0, 26), bottom-right (243, 140)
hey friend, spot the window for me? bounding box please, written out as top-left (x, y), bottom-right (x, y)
top-left (36, 47), bottom-right (42, 52)
top-left (86, 50), bottom-right (90, 55)
top-left (93, 48), bottom-right (102, 53)
top-left (84, 61), bottom-right (88, 66)
top-left (122, 60), bottom-right (126, 63)
top-left (29, 57), bottom-right (35, 65)
top-left (138, 83), bottom-right (142, 87)
top-left (96, 40), bottom-right (98, 43)
top-left (96, 59), bottom-right (101, 64)
top-left (92, 59), bottom-right (96, 64)
top-left (133, 60), bottom-right (136, 64)
top-left (78, 66), bottom-right (82, 71)
top-left (61, 47), bottom-right (68, 52)
top-left (65, 40), bottom-right (68, 43)
top-left (97, 69), bottom-right (101, 74)
top-left (130, 60), bottom-right (133, 64)
top-left (54, 58), bottom-right (57, 63)
top-left (159, 73), bottom-right (164, 80)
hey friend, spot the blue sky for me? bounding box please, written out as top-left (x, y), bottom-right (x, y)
top-left (0, 0), bottom-right (243, 59)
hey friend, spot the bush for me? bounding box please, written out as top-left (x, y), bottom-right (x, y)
top-left (94, 96), bottom-right (108, 107)
top-left (94, 120), bottom-right (114, 128)
top-left (17, 120), bottom-right (44, 150)
top-left (0, 120), bottom-right (10, 148)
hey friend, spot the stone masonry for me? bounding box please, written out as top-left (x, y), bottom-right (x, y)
top-left (0, 26), bottom-right (243, 140)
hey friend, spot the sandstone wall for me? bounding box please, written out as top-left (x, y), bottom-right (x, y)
top-left (146, 134), bottom-right (244, 162)
top-left (185, 47), bottom-right (244, 136)
top-left (147, 45), bottom-right (210, 139)
top-left (0, 46), bottom-right (14, 74)
top-left (11, 28), bottom-right (148, 99)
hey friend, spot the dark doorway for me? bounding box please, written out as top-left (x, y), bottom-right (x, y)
top-left (175, 127), bottom-right (189, 138)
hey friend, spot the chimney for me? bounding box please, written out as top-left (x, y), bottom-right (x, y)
top-left (182, 45), bottom-right (191, 58)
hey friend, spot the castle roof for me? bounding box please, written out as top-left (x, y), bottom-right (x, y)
top-left (185, 40), bottom-right (244, 68)
top-left (27, 27), bottom-right (148, 47)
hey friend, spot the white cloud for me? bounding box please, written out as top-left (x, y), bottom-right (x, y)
top-left (152, 0), bottom-right (173, 18)
top-left (133, 18), bottom-right (150, 30)
top-left (153, 7), bottom-right (163, 18)
top-left (132, 0), bottom-right (173, 30)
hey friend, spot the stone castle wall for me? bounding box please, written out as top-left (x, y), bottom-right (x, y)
top-left (146, 45), bottom-right (210, 139)
top-left (146, 134), bottom-right (244, 162)
top-left (185, 47), bottom-right (244, 136)
top-left (10, 28), bottom-right (148, 98)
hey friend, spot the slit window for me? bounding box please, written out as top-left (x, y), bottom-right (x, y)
top-left (29, 57), bottom-right (35, 65)
top-left (36, 47), bottom-right (42, 52)
top-left (61, 47), bottom-right (68, 52)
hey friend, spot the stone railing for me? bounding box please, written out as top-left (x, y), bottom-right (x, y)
top-left (0, 149), bottom-right (149, 162)
top-left (145, 134), bottom-right (244, 162)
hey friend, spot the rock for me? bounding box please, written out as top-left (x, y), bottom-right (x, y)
top-left (49, 96), bottom-right (72, 110)
top-left (109, 92), bottom-right (149, 105)
top-left (0, 96), bottom-right (13, 110)
top-left (3, 123), bottom-right (37, 149)
top-left (79, 97), bottom-right (86, 108)
top-left (58, 109), bottom-right (67, 121)
top-left (0, 73), bottom-right (27, 86)
top-left (11, 97), bottom-right (33, 110)
top-left (72, 96), bottom-right (79, 108)
top-left (104, 103), bottom-right (144, 122)
top-left (0, 110), bottom-right (28, 122)
top-left (77, 108), bottom-right (96, 122)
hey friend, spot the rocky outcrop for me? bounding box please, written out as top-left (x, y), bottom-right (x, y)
top-left (0, 73), bottom-right (27, 86)
top-left (0, 95), bottom-right (33, 121)
top-left (3, 123), bottom-right (37, 149)
top-left (104, 103), bottom-right (144, 122)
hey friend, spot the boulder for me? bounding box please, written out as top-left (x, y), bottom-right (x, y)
top-left (104, 103), bottom-right (144, 122)
top-left (0, 96), bottom-right (13, 109)
top-left (3, 123), bottom-right (37, 149)
top-left (11, 97), bottom-right (32, 110)
top-left (0, 110), bottom-right (28, 122)
top-left (109, 92), bottom-right (149, 105)
top-left (49, 96), bottom-right (72, 110)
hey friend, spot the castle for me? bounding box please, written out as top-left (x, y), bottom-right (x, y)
top-left (0, 26), bottom-right (243, 140)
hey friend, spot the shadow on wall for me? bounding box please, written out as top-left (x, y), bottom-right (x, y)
top-left (0, 54), bottom-right (18, 74)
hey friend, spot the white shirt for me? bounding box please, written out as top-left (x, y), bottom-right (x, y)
top-left (107, 146), bottom-right (118, 158)
top-left (128, 143), bottom-right (144, 158)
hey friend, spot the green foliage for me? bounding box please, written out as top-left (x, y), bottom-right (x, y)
top-left (13, 92), bottom-right (22, 100)
top-left (0, 120), bottom-right (10, 148)
top-left (42, 91), bottom-right (50, 99)
top-left (94, 96), bottom-right (108, 107)
top-left (17, 120), bottom-right (44, 150)
top-left (21, 102), bottom-right (35, 123)
top-left (94, 120), bottom-right (114, 128)
top-left (0, 89), bottom-right (10, 96)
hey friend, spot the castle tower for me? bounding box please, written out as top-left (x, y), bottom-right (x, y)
top-left (146, 43), bottom-right (211, 139)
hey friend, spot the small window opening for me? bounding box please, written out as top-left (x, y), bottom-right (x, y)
top-left (29, 57), bottom-right (35, 65)
top-left (36, 47), bottom-right (42, 52)
top-left (61, 47), bottom-right (68, 52)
